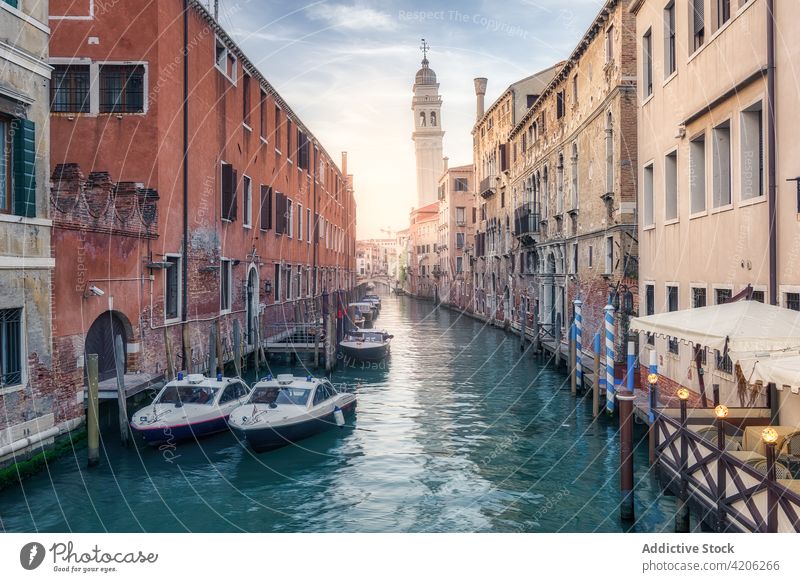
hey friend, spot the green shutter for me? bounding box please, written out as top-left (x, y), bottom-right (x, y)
top-left (4, 1), bottom-right (20, 9)
top-left (12, 118), bottom-right (36, 218)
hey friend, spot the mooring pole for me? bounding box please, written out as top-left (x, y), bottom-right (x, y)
top-left (208, 324), bottom-right (217, 376)
top-left (163, 326), bottom-right (175, 380)
top-left (626, 340), bottom-right (635, 392)
top-left (113, 334), bottom-right (129, 447)
top-left (675, 391), bottom-right (690, 532)
top-left (618, 390), bottom-right (636, 521)
top-left (570, 324), bottom-right (577, 397)
top-left (604, 304), bottom-right (616, 414)
top-left (87, 354), bottom-right (100, 467)
top-left (647, 352), bottom-right (659, 466)
top-left (592, 332), bottom-right (601, 418)
top-left (574, 299), bottom-right (583, 395)
top-left (232, 319), bottom-right (242, 377)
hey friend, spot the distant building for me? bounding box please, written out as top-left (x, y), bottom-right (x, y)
top-left (472, 65), bottom-right (560, 320)
top-left (0, 0), bottom-right (82, 468)
top-left (412, 41), bottom-right (445, 209)
top-left (437, 162), bottom-right (476, 310)
top-left (407, 203), bottom-right (439, 298)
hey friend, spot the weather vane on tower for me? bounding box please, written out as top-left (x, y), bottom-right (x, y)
top-left (420, 38), bottom-right (429, 61)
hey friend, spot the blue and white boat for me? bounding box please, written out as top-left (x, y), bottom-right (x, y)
top-left (228, 374), bottom-right (357, 452)
top-left (130, 373), bottom-right (251, 445)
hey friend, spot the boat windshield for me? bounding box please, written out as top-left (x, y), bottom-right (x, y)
top-left (274, 387), bottom-right (311, 406)
top-left (157, 384), bottom-right (218, 405)
top-left (249, 386), bottom-right (280, 404)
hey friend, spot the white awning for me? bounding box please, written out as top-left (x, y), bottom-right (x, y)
top-left (738, 355), bottom-right (800, 394)
top-left (629, 300), bottom-right (800, 361)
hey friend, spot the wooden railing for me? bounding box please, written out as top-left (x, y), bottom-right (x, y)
top-left (653, 410), bottom-right (800, 532)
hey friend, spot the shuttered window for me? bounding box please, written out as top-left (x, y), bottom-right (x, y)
top-left (692, 0), bottom-right (705, 51)
top-left (0, 308), bottom-right (22, 387)
top-left (275, 192), bottom-right (287, 234)
top-left (260, 185), bottom-right (272, 230)
top-left (221, 162), bottom-right (237, 221)
top-left (165, 256), bottom-right (181, 321)
top-left (12, 118), bottom-right (36, 218)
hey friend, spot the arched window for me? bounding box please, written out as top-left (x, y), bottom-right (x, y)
top-left (430, 111), bottom-right (437, 126)
top-left (606, 112), bottom-right (613, 195)
top-left (542, 166), bottom-right (549, 219)
top-left (557, 153), bottom-right (564, 215)
top-left (420, 111), bottom-right (426, 127)
top-left (571, 143), bottom-right (579, 209)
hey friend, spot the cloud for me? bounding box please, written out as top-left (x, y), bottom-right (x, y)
top-left (305, 3), bottom-right (397, 32)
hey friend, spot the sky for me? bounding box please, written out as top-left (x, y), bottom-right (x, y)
top-left (218, 0), bottom-right (605, 239)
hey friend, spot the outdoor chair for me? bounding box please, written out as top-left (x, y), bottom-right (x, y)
top-left (779, 431), bottom-right (800, 456)
top-left (748, 458), bottom-right (793, 480)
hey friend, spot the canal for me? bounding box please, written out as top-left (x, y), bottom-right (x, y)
top-left (0, 295), bottom-right (679, 533)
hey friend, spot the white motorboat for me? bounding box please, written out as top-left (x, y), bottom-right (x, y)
top-left (228, 374), bottom-right (357, 452)
top-left (339, 329), bottom-right (392, 362)
top-left (130, 373), bottom-right (251, 445)
top-left (363, 294), bottom-right (382, 311)
top-left (349, 302), bottom-right (375, 325)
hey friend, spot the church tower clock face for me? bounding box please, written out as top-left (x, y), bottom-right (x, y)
top-left (411, 38), bottom-right (444, 209)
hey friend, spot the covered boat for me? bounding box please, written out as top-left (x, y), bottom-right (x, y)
top-left (130, 373), bottom-right (251, 445)
top-left (349, 302), bottom-right (375, 326)
top-left (339, 329), bottom-right (392, 362)
top-left (229, 374), bottom-right (357, 452)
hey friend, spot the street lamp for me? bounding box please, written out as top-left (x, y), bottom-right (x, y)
top-left (676, 386), bottom-right (691, 533)
top-left (714, 403), bottom-right (730, 532)
top-left (762, 427), bottom-right (779, 533)
top-left (714, 404), bottom-right (729, 450)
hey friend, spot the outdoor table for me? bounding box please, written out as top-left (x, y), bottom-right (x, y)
top-left (728, 450), bottom-right (766, 466)
top-left (741, 426), bottom-right (798, 455)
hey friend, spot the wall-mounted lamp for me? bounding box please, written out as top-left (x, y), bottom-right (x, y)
top-left (264, 280), bottom-right (273, 295)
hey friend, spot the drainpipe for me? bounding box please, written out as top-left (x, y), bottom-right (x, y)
top-left (767, 0), bottom-right (777, 305)
top-left (182, 1), bottom-right (190, 353)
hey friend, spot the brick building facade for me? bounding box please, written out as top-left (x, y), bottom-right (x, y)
top-left (48, 0), bottom-right (356, 385)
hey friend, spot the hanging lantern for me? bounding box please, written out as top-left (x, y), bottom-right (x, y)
top-left (609, 286), bottom-right (619, 310)
top-left (622, 286), bottom-right (634, 315)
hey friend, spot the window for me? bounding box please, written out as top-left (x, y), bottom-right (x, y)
top-left (572, 75), bottom-right (578, 103)
top-left (456, 256), bottom-right (463, 273)
top-left (740, 102), bottom-right (764, 200)
top-left (0, 308), bottom-right (22, 387)
top-left (606, 25), bottom-right (614, 62)
top-left (306, 208), bottom-right (311, 242)
top-left (454, 178), bottom-right (468, 192)
top-left (242, 175), bottom-right (252, 227)
top-left (751, 290), bottom-right (765, 303)
top-left (643, 164), bottom-right (654, 226)
top-left (260, 90), bottom-right (267, 139)
top-left (297, 204), bottom-right (303, 241)
top-left (786, 292), bottom-right (800, 311)
top-left (571, 242), bottom-right (578, 274)
top-left (643, 29), bottom-right (653, 97)
top-left (431, 111), bottom-right (437, 127)
top-left (712, 121), bottom-right (732, 207)
top-left (604, 236), bottom-right (613, 274)
top-left (242, 73), bottom-right (251, 128)
top-left (664, 1), bottom-right (676, 77)
top-left (715, 288), bottom-right (732, 304)
top-left (667, 285), bottom-right (679, 354)
top-left (165, 255), bottom-right (181, 321)
top-left (556, 154), bottom-right (564, 214)
top-left (716, 349), bottom-right (733, 374)
top-left (274, 106), bottom-right (282, 150)
top-left (717, 0), bottom-right (731, 29)
top-left (99, 65), bottom-right (144, 113)
top-left (260, 185), bottom-right (272, 230)
top-left (287, 199), bottom-right (294, 238)
top-left (588, 245), bottom-right (593, 268)
top-left (298, 130), bottom-right (309, 171)
top-left (285, 264), bottom-right (291, 301)
top-left (692, 287), bottom-right (707, 308)
top-left (605, 114), bottom-right (614, 195)
top-left (220, 259), bottom-right (232, 312)
top-left (456, 207), bottom-right (466, 226)
top-left (690, 134), bottom-right (706, 213)
top-left (556, 90), bottom-right (565, 119)
top-left (51, 65), bottom-right (90, 113)
top-left (645, 284), bottom-right (655, 345)
top-left (665, 150), bottom-right (678, 221)
top-left (571, 143), bottom-right (578, 209)
top-left (456, 232), bottom-right (465, 249)
top-left (221, 162), bottom-right (237, 221)
top-left (274, 263), bottom-right (281, 303)
top-left (214, 37), bottom-right (237, 81)
top-left (0, 117), bottom-right (35, 217)
top-left (691, 0), bottom-right (705, 51)
top-left (286, 118), bottom-right (293, 162)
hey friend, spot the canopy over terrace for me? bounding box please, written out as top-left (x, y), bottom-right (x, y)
top-left (629, 300), bottom-right (800, 362)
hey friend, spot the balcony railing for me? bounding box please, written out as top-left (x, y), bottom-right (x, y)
top-left (479, 175), bottom-right (496, 198)
top-left (514, 203), bottom-right (540, 244)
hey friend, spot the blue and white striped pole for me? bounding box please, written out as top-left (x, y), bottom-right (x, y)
top-left (604, 303), bottom-right (616, 414)
top-left (574, 299), bottom-right (583, 394)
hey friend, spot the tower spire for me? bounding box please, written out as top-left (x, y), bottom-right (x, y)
top-left (419, 38), bottom-right (430, 65)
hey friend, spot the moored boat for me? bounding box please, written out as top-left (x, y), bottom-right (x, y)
top-left (339, 329), bottom-right (392, 362)
top-left (130, 373), bottom-right (251, 445)
top-left (228, 374), bottom-right (357, 452)
top-left (349, 302), bottom-right (375, 326)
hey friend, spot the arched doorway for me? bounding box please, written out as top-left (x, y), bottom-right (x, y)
top-left (85, 311), bottom-right (130, 381)
top-left (246, 266), bottom-right (259, 345)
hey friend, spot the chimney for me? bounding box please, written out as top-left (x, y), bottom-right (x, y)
top-left (474, 77), bottom-right (488, 121)
top-left (341, 151), bottom-right (348, 175)
top-left (443, 156), bottom-right (449, 172)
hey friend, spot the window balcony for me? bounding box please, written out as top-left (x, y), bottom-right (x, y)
top-left (514, 203), bottom-right (540, 246)
top-left (479, 175), bottom-right (497, 198)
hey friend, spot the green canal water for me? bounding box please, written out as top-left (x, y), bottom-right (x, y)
top-left (0, 295), bottom-right (679, 532)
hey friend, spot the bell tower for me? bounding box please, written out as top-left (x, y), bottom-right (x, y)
top-left (411, 39), bottom-right (444, 208)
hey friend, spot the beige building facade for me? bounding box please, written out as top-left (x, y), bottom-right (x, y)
top-left (436, 163), bottom-right (475, 309)
top-left (632, 0), bottom-right (800, 413)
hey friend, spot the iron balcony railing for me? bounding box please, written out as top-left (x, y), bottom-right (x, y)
top-left (479, 175), bottom-right (496, 198)
top-left (514, 203), bottom-right (540, 239)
